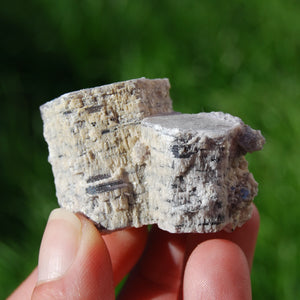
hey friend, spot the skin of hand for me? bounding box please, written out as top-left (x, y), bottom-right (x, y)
top-left (8, 205), bottom-right (259, 300)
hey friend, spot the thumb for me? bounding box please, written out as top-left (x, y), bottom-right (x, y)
top-left (31, 208), bottom-right (114, 300)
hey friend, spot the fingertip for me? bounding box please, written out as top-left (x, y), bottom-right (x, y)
top-left (251, 203), bottom-right (260, 232)
top-left (119, 226), bottom-right (187, 299)
top-left (32, 210), bottom-right (114, 300)
top-left (103, 226), bottom-right (148, 285)
top-left (231, 203), bottom-right (260, 269)
top-left (103, 226), bottom-right (148, 252)
top-left (72, 214), bottom-right (115, 298)
top-left (184, 239), bottom-right (251, 300)
top-left (184, 204), bottom-right (260, 274)
top-left (36, 208), bottom-right (82, 284)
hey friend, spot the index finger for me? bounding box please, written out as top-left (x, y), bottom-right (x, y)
top-left (184, 204), bottom-right (260, 270)
top-left (119, 205), bottom-right (259, 299)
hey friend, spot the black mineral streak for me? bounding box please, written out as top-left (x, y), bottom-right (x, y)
top-left (170, 136), bottom-right (200, 159)
top-left (63, 110), bottom-right (72, 115)
top-left (85, 105), bottom-right (104, 114)
top-left (171, 144), bottom-right (197, 158)
top-left (86, 180), bottom-right (125, 194)
top-left (86, 174), bottom-right (111, 183)
top-left (101, 129), bottom-right (110, 134)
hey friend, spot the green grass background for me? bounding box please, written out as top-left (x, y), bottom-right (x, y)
top-left (1, 0), bottom-right (300, 298)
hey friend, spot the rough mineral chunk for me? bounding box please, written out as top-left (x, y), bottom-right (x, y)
top-left (40, 78), bottom-right (265, 233)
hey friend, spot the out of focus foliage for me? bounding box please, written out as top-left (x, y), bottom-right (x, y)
top-left (1, 0), bottom-right (300, 298)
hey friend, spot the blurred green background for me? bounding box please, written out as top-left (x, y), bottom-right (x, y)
top-left (1, 0), bottom-right (299, 298)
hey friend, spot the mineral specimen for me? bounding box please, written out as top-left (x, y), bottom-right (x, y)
top-left (40, 78), bottom-right (265, 233)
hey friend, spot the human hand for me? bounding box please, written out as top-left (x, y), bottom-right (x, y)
top-left (120, 205), bottom-right (259, 300)
top-left (8, 205), bottom-right (259, 299)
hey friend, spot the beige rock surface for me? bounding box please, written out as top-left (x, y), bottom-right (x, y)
top-left (41, 78), bottom-right (265, 233)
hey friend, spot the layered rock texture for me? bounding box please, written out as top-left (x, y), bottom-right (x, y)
top-left (41, 78), bottom-right (265, 233)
